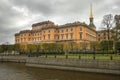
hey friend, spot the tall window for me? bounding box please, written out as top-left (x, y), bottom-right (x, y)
top-left (98, 33), bottom-right (100, 36)
top-left (80, 27), bottom-right (82, 31)
top-left (80, 32), bottom-right (82, 40)
top-left (66, 34), bottom-right (68, 39)
top-left (70, 33), bottom-right (73, 39)
top-left (61, 34), bottom-right (64, 39)
top-left (58, 30), bottom-right (59, 33)
top-left (48, 30), bottom-right (50, 33)
top-left (71, 28), bottom-right (73, 31)
top-left (43, 35), bottom-right (45, 40)
top-left (58, 35), bottom-right (59, 40)
top-left (48, 34), bottom-right (50, 40)
top-left (61, 29), bottom-right (64, 33)
top-left (66, 28), bottom-right (68, 32)
top-left (54, 35), bottom-right (56, 39)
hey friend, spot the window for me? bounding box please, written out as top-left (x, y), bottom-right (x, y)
top-left (48, 30), bottom-right (50, 33)
top-left (61, 34), bottom-right (64, 39)
top-left (58, 36), bottom-right (59, 39)
top-left (48, 34), bottom-right (50, 39)
top-left (66, 28), bottom-right (68, 32)
top-left (104, 32), bottom-right (106, 36)
top-left (70, 33), bottom-right (73, 39)
top-left (80, 27), bottom-right (82, 31)
top-left (66, 34), bottom-right (68, 39)
top-left (43, 35), bottom-right (45, 40)
top-left (54, 35), bottom-right (56, 39)
top-left (61, 29), bottom-right (64, 33)
top-left (104, 37), bottom-right (106, 39)
top-left (71, 28), bottom-right (73, 31)
top-left (80, 32), bottom-right (82, 40)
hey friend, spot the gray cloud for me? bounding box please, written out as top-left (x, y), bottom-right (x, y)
top-left (0, 0), bottom-right (119, 44)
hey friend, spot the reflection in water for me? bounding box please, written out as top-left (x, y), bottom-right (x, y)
top-left (0, 62), bottom-right (119, 80)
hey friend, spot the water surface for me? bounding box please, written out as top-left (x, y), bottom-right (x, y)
top-left (0, 62), bottom-right (119, 80)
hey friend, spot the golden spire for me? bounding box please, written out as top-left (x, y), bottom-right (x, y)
top-left (90, 4), bottom-right (93, 18)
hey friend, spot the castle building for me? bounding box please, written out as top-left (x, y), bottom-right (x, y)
top-left (97, 30), bottom-right (112, 41)
top-left (15, 6), bottom-right (97, 50)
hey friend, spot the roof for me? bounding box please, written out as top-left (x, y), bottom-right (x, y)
top-left (88, 22), bottom-right (96, 27)
top-left (32, 20), bottom-right (54, 27)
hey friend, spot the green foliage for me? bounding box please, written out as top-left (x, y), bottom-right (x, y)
top-left (100, 40), bottom-right (113, 50)
top-left (0, 44), bottom-right (15, 53)
top-left (90, 41), bottom-right (100, 50)
top-left (115, 41), bottom-right (120, 50)
top-left (14, 44), bottom-right (20, 52)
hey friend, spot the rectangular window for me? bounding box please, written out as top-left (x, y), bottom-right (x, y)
top-left (58, 35), bottom-right (59, 40)
top-left (58, 30), bottom-right (59, 33)
top-left (61, 29), bottom-right (64, 33)
top-left (66, 34), bottom-right (68, 39)
top-left (98, 34), bottom-right (100, 36)
top-left (104, 32), bottom-right (106, 36)
top-left (71, 28), bottom-right (73, 31)
top-left (54, 30), bottom-right (56, 33)
top-left (48, 30), bottom-right (50, 33)
top-left (80, 32), bottom-right (82, 40)
top-left (104, 37), bottom-right (106, 39)
top-left (70, 33), bottom-right (73, 39)
top-left (61, 34), bottom-right (64, 39)
top-left (66, 28), bottom-right (68, 32)
top-left (54, 35), bottom-right (56, 39)
top-left (43, 35), bottom-right (45, 40)
top-left (48, 34), bottom-right (50, 40)
top-left (80, 27), bottom-right (82, 31)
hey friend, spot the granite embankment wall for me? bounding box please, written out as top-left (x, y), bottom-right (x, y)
top-left (0, 56), bottom-right (120, 74)
top-left (26, 58), bottom-right (120, 75)
top-left (0, 56), bottom-right (27, 63)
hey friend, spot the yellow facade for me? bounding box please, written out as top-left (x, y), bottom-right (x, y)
top-left (97, 30), bottom-right (112, 41)
top-left (15, 21), bottom-right (97, 50)
top-left (15, 5), bottom-right (98, 50)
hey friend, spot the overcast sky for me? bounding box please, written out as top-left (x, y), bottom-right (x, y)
top-left (0, 0), bottom-right (120, 44)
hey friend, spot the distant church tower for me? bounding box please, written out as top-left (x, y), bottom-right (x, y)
top-left (88, 4), bottom-right (96, 30)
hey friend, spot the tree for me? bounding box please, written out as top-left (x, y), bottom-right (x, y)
top-left (102, 14), bottom-right (113, 40)
top-left (90, 41), bottom-right (100, 51)
top-left (14, 44), bottom-right (20, 53)
top-left (63, 42), bottom-right (71, 55)
top-left (112, 15), bottom-right (120, 41)
top-left (102, 14), bottom-right (114, 53)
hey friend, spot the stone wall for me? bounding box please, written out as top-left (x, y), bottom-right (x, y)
top-left (26, 58), bottom-right (120, 74)
top-left (26, 58), bottom-right (120, 70)
top-left (0, 56), bottom-right (27, 63)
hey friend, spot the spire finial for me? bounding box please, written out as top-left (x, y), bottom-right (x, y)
top-left (90, 4), bottom-right (93, 18)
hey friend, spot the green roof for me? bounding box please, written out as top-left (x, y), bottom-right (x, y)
top-left (89, 22), bottom-right (96, 27)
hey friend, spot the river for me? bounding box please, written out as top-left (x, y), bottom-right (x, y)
top-left (0, 62), bottom-right (119, 80)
